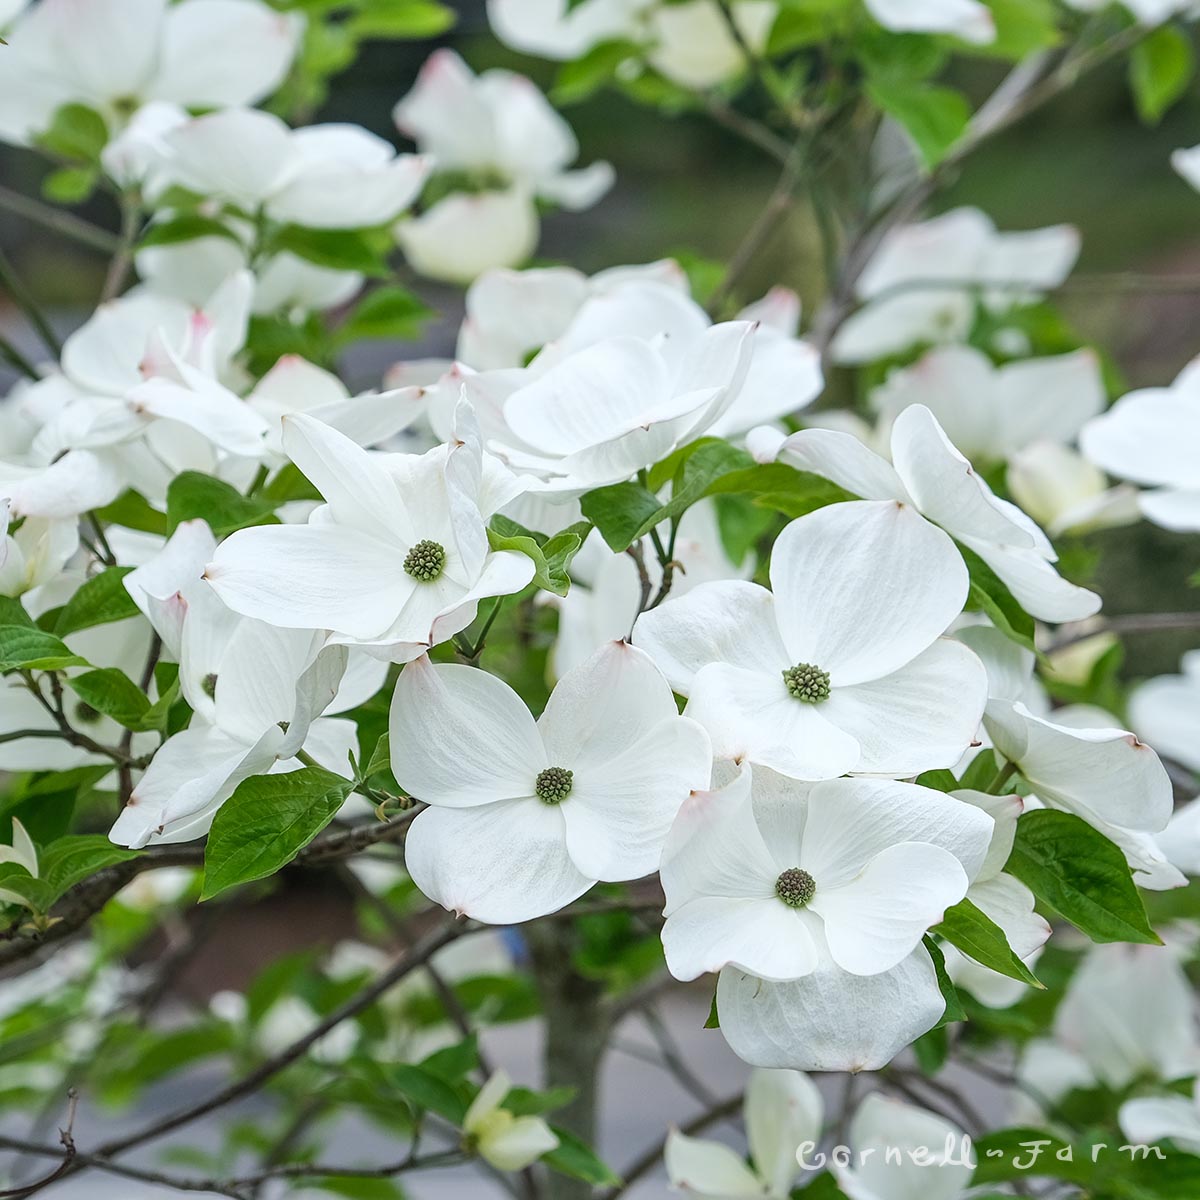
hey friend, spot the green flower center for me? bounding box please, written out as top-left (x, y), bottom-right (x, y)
top-left (73, 702), bottom-right (101, 725)
top-left (782, 662), bottom-right (831, 703)
top-left (775, 867), bottom-right (816, 909)
top-left (535, 766), bottom-right (574, 805)
top-left (404, 539), bottom-right (446, 582)
top-left (202, 673), bottom-right (218, 699)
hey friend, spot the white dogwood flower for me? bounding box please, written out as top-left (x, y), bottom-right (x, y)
top-left (391, 641), bottom-right (711, 923)
top-left (831, 207), bottom-right (1079, 364)
top-left (112, 521), bottom-right (382, 847)
top-left (1079, 356), bottom-right (1200, 531)
top-left (660, 764), bottom-right (992, 982)
top-left (1122, 1081), bottom-right (1200, 1155)
top-left (463, 1070), bottom-right (559, 1171)
top-left (156, 108), bottom-right (430, 230)
top-left (487, 0), bottom-right (777, 90)
top-left (635, 499), bottom-right (986, 780)
top-left (870, 345), bottom-right (1104, 463)
top-left (0, 0), bottom-right (301, 146)
top-left (393, 50), bottom-right (612, 282)
top-left (1007, 442), bottom-right (1140, 538)
top-left (835, 1094), bottom-right (972, 1200)
top-left (749, 404), bottom-right (1101, 622)
top-left (0, 820), bottom-right (39, 910)
top-left (205, 412), bottom-right (534, 662)
top-left (866, 0), bottom-right (994, 40)
top-left (1130, 651), bottom-right (1200, 773)
top-left (665, 1068), bottom-right (823, 1199)
top-left (1174, 143), bottom-right (1200, 192)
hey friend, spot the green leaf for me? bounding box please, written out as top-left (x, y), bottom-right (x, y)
top-left (137, 674), bottom-right (181, 734)
top-left (271, 225), bottom-right (391, 274)
top-left (420, 1035), bottom-right (478, 1083)
top-left (362, 733), bottom-right (391, 781)
top-left (65, 669), bottom-right (150, 729)
top-left (389, 1063), bottom-right (468, 1123)
top-left (0, 626), bottom-right (87, 672)
top-left (1130, 24), bottom-right (1194, 125)
top-left (542, 1126), bottom-right (620, 1186)
top-left (971, 1127), bottom-right (1092, 1186)
top-left (923, 936), bottom-right (966, 1027)
top-left (579, 480), bottom-right (661, 552)
top-left (139, 214), bottom-right (242, 249)
top-left (1006, 809), bottom-right (1161, 945)
top-left (981, 0), bottom-right (1060, 61)
top-left (93, 490), bottom-right (169, 536)
top-left (486, 517), bottom-right (588, 597)
top-left (961, 546), bottom-right (1036, 653)
top-left (332, 285), bottom-right (433, 345)
top-left (866, 81), bottom-right (970, 168)
top-left (935, 898), bottom-right (1043, 988)
top-left (201, 767), bottom-right (355, 900)
top-left (41, 165), bottom-right (98, 204)
top-left (0, 598), bottom-right (34, 629)
top-left (37, 836), bottom-right (139, 903)
top-left (348, 0), bottom-right (456, 38)
top-left (35, 103), bottom-right (108, 163)
top-left (0, 864), bottom-right (53, 912)
top-left (166, 472), bottom-right (278, 537)
top-left (552, 39), bottom-right (643, 105)
top-left (55, 567), bottom-right (138, 637)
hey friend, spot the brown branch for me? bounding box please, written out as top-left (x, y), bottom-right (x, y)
top-left (1047, 612), bottom-right (1200, 654)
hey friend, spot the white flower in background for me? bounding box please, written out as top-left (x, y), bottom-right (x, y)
top-left (462, 319), bottom-right (756, 495)
top-left (454, 260), bottom-right (688, 370)
top-left (0, 820), bottom-right (39, 910)
top-left (635, 499), bottom-right (986, 780)
top-left (834, 1094), bottom-right (972, 1200)
top-left (1055, 943), bottom-right (1200, 1089)
top-left (660, 764), bottom-right (992, 982)
top-left (0, 0), bottom-right (301, 146)
top-left (463, 1070), bottom-right (559, 1171)
top-left (831, 207), bottom-right (1079, 364)
top-left (942, 788), bottom-right (1050, 1008)
top-left (206, 412), bottom-right (534, 662)
top-left (391, 642), bottom-right (711, 923)
top-left (449, 266), bottom-right (822, 436)
top-left (393, 50), bottom-right (612, 282)
top-left (1122, 1081), bottom-right (1200, 1155)
top-left (111, 520), bottom-right (382, 847)
top-left (155, 109), bottom-right (430, 231)
top-left (1079, 357), bottom-right (1200, 532)
top-left (13, 273), bottom-right (263, 503)
top-left (1130, 651), bottom-right (1200, 773)
top-left (0, 502), bottom-right (78, 598)
top-left (665, 1068), bottom-right (823, 1199)
top-left (1174, 143), bottom-right (1200, 192)
top-left (983, 701), bottom-right (1177, 886)
top-left (487, 0), bottom-right (777, 90)
top-left (750, 404), bottom-right (1101, 622)
top-left (1007, 441), bottom-right (1140, 537)
top-left (871, 345), bottom-right (1105, 463)
top-left (866, 0), bottom-right (994, 41)
top-left (550, 500), bottom-right (750, 679)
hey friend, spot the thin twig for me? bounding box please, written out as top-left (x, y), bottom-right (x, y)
top-left (0, 183), bottom-right (120, 254)
top-left (1047, 612), bottom-right (1200, 653)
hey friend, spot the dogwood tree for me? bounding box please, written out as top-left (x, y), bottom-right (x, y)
top-left (0, 1), bottom-right (1197, 1198)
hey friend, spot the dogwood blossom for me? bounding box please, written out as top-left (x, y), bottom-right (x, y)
top-left (392, 50), bottom-right (612, 282)
top-left (867, 0), bottom-right (994, 41)
top-left (111, 521), bottom-right (379, 847)
top-left (1174, 143), bottom-right (1200, 192)
top-left (635, 499), bottom-right (986, 780)
top-left (0, 820), bottom-right (39, 910)
top-left (1079, 356), bottom-right (1200, 531)
top-left (390, 642), bottom-right (711, 923)
top-left (749, 404), bottom-right (1101, 622)
top-left (487, 0), bottom-right (777, 89)
top-left (665, 1068), bottom-right (823, 1198)
top-left (834, 1094), bottom-right (972, 1200)
top-left (152, 109), bottom-right (430, 231)
top-left (205, 411), bottom-right (535, 662)
top-left (660, 764), bottom-right (992, 981)
top-left (1007, 441), bottom-right (1140, 537)
top-left (1122, 1081), bottom-right (1200, 1155)
top-left (462, 1071), bottom-right (559, 1171)
top-left (870, 346), bottom-right (1104, 463)
top-left (1130, 651), bottom-right (1200, 773)
top-left (0, 0), bottom-right (301, 146)
top-left (831, 208), bottom-right (1079, 364)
